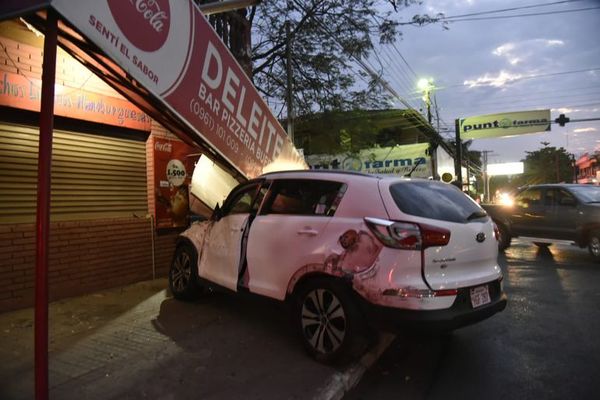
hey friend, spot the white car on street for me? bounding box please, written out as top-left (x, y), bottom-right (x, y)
top-left (170, 170), bottom-right (507, 363)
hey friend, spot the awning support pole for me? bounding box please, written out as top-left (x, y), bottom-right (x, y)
top-left (35, 9), bottom-right (58, 400)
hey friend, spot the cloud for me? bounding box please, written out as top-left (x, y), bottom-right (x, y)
top-left (492, 43), bottom-right (515, 56)
top-left (491, 39), bottom-right (565, 65)
top-left (464, 70), bottom-right (523, 88)
top-left (464, 38), bottom-right (569, 88)
top-left (573, 127), bottom-right (597, 133)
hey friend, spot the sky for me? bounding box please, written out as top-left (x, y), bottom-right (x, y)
top-left (372, 0), bottom-right (600, 164)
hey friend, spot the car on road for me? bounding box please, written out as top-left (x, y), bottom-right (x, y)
top-left (170, 171), bottom-right (507, 363)
top-left (482, 184), bottom-right (600, 260)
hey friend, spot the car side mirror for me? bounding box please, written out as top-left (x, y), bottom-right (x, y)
top-left (211, 203), bottom-right (223, 221)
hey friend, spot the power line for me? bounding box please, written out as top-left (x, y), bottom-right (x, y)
top-left (376, 48), bottom-right (419, 106)
top-left (399, 1), bottom-right (597, 25)
top-left (441, 102), bottom-right (600, 118)
top-left (370, 49), bottom-right (411, 95)
top-left (440, 67), bottom-right (600, 90)
top-left (388, 42), bottom-right (418, 79)
top-left (446, 6), bottom-right (600, 22)
top-left (444, 91), bottom-right (600, 110)
top-left (440, 0), bottom-right (586, 20)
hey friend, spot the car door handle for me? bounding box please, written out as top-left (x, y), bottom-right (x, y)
top-left (297, 228), bottom-right (318, 236)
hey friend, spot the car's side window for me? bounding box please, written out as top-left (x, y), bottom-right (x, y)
top-left (515, 188), bottom-right (542, 208)
top-left (557, 189), bottom-right (576, 206)
top-left (260, 179), bottom-right (345, 216)
top-left (544, 189), bottom-right (576, 207)
top-left (252, 185), bottom-right (270, 214)
top-left (223, 183), bottom-right (261, 216)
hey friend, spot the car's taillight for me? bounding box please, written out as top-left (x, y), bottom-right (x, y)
top-left (421, 224), bottom-right (452, 248)
top-left (365, 217), bottom-right (450, 250)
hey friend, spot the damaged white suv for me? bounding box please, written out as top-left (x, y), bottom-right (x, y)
top-left (170, 170), bottom-right (507, 363)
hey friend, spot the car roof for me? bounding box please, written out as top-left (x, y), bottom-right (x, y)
top-left (259, 169), bottom-right (433, 184)
top-left (260, 169), bottom-right (375, 179)
top-left (524, 183), bottom-right (594, 189)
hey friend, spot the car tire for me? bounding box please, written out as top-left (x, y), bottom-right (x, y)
top-left (588, 230), bottom-right (600, 261)
top-left (294, 278), bottom-right (368, 364)
top-left (497, 222), bottom-right (512, 251)
top-left (533, 242), bottom-right (551, 248)
top-left (169, 242), bottom-right (202, 301)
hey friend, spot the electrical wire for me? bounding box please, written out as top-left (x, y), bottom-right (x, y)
top-left (440, 67), bottom-right (600, 90)
top-left (446, 7), bottom-right (600, 22)
top-left (437, 0), bottom-right (586, 19)
top-left (399, 1), bottom-right (598, 25)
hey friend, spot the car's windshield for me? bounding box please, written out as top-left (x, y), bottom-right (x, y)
top-left (569, 186), bottom-right (600, 203)
top-left (389, 181), bottom-right (486, 223)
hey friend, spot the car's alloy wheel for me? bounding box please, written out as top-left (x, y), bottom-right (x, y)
top-left (301, 288), bottom-right (347, 355)
top-left (589, 231), bottom-right (600, 261)
top-left (171, 251), bottom-right (191, 292)
top-left (294, 279), bottom-right (368, 364)
top-left (169, 243), bottom-right (201, 300)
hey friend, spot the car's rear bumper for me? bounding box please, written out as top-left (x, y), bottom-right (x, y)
top-left (359, 280), bottom-right (507, 332)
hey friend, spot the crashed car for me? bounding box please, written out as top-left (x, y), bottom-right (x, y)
top-left (169, 170), bottom-right (507, 363)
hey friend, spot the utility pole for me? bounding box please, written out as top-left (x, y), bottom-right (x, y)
top-left (481, 150), bottom-right (493, 202)
top-left (418, 78), bottom-right (434, 125)
top-left (285, 21), bottom-right (294, 143)
top-left (555, 152), bottom-right (560, 182)
top-left (454, 119), bottom-right (462, 188)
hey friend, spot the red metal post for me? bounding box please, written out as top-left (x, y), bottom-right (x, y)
top-left (35, 9), bottom-right (58, 400)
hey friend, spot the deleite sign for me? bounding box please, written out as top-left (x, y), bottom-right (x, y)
top-left (47, 0), bottom-right (305, 178)
top-left (459, 110), bottom-right (551, 140)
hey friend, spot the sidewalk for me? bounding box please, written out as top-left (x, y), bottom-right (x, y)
top-left (0, 279), bottom-right (393, 400)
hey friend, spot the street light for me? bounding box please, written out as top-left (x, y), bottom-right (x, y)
top-left (417, 78), bottom-right (434, 124)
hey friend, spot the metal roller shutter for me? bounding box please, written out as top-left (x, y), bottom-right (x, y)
top-left (0, 122), bottom-right (147, 223)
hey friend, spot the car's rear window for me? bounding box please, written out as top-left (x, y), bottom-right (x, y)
top-left (389, 181), bottom-right (485, 223)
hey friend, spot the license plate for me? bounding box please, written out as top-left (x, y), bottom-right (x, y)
top-left (470, 285), bottom-right (491, 308)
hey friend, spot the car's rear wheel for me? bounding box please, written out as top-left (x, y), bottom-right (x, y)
top-left (496, 222), bottom-right (511, 251)
top-left (169, 242), bottom-right (202, 300)
top-left (294, 278), bottom-right (367, 364)
top-left (588, 231), bottom-right (600, 261)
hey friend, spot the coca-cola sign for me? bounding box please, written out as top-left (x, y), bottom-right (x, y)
top-left (108, 0), bottom-right (170, 52)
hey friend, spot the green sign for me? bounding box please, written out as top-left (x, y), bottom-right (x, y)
top-left (459, 110), bottom-right (551, 140)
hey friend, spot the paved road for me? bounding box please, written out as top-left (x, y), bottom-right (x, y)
top-left (346, 239), bottom-right (600, 400)
top-left (0, 280), bottom-right (343, 400)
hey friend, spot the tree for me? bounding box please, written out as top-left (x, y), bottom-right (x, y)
top-left (249, 0), bottom-right (423, 116)
top-left (514, 143), bottom-right (575, 186)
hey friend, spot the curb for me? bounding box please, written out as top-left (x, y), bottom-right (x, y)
top-left (313, 332), bottom-right (396, 400)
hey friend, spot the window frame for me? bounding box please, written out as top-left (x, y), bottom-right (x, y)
top-left (258, 178), bottom-right (346, 217)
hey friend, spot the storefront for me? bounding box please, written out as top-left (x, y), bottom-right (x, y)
top-left (0, 20), bottom-right (198, 311)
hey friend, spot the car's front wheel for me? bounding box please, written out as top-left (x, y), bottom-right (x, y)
top-left (294, 278), bottom-right (368, 364)
top-left (169, 242), bottom-right (202, 300)
top-left (588, 230), bottom-right (600, 261)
